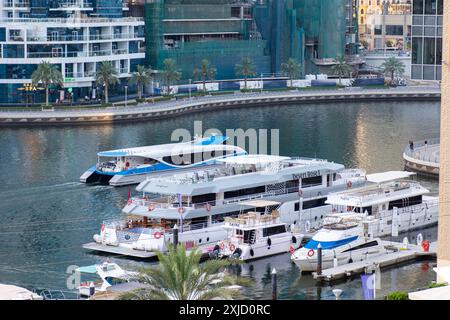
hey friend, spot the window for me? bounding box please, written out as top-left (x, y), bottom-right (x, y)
top-left (388, 195), bottom-right (423, 210)
top-left (374, 25), bottom-right (382, 35)
top-left (423, 37), bottom-right (435, 64)
top-left (385, 25), bottom-right (403, 36)
top-left (263, 225), bottom-right (286, 237)
top-left (192, 193), bottom-right (216, 204)
top-left (301, 176), bottom-right (322, 188)
top-left (342, 241), bottom-right (380, 253)
top-left (224, 185), bottom-right (266, 199)
top-left (412, 37), bottom-right (423, 64)
top-left (413, 0), bottom-right (424, 14)
top-left (424, 0), bottom-right (437, 14)
top-left (294, 197), bottom-right (327, 211)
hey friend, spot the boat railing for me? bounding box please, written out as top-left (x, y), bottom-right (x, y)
top-left (224, 211), bottom-right (281, 227)
top-left (403, 138), bottom-right (440, 164)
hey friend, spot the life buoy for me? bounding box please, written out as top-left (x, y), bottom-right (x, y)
top-left (347, 180), bottom-right (352, 188)
top-left (307, 249), bottom-right (314, 257)
top-left (229, 244), bottom-right (236, 252)
top-left (205, 203), bottom-right (212, 212)
top-left (422, 240), bottom-right (430, 252)
top-left (148, 204), bottom-right (155, 211)
top-left (101, 224), bottom-right (105, 232)
top-left (289, 246), bottom-right (295, 254)
top-left (154, 231), bottom-right (163, 239)
top-left (178, 207), bottom-right (185, 214)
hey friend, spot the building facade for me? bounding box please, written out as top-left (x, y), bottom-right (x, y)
top-left (359, 0), bottom-right (411, 52)
top-left (0, 0), bottom-right (145, 104)
top-left (411, 0), bottom-right (443, 81)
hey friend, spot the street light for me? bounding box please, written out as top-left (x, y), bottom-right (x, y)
top-left (124, 85), bottom-right (128, 107)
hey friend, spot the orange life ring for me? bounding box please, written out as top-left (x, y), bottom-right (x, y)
top-left (148, 204), bottom-right (155, 211)
top-left (347, 180), bottom-right (352, 188)
top-left (289, 246), bottom-right (295, 254)
top-left (178, 207), bottom-right (185, 214)
top-left (229, 244), bottom-right (236, 252)
top-left (154, 231), bottom-right (163, 239)
top-left (307, 249), bottom-right (315, 257)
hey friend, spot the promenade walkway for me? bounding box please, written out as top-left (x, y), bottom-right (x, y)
top-left (403, 138), bottom-right (440, 178)
top-left (0, 86), bottom-right (441, 126)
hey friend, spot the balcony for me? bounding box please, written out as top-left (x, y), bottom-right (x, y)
top-left (3, 0), bottom-right (30, 7)
top-left (49, 0), bottom-right (93, 11)
top-left (27, 48), bottom-right (130, 59)
top-left (26, 33), bottom-right (141, 42)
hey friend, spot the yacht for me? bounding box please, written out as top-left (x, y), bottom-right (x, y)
top-left (85, 155), bottom-right (367, 257)
top-left (290, 213), bottom-right (387, 272)
top-left (213, 200), bottom-right (303, 261)
top-left (323, 171), bottom-right (438, 237)
top-left (80, 135), bottom-right (247, 186)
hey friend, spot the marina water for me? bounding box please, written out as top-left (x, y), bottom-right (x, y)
top-left (0, 100), bottom-right (440, 299)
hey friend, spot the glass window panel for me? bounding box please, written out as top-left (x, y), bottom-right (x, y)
top-left (412, 37), bottom-right (423, 64)
top-left (436, 38), bottom-right (442, 65)
top-left (423, 65), bottom-right (435, 80)
top-left (411, 65), bottom-right (423, 79)
top-left (424, 0), bottom-right (437, 14)
top-left (413, 0), bottom-right (424, 14)
top-left (424, 16), bottom-right (436, 25)
top-left (437, 0), bottom-right (443, 15)
top-left (437, 26), bottom-right (442, 36)
top-left (412, 26), bottom-right (423, 36)
top-left (436, 66), bottom-right (442, 80)
top-left (424, 26), bottom-right (435, 36)
top-left (412, 16), bottom-right (423, 26)
top-left (423, 37), bottom-right (435, 64)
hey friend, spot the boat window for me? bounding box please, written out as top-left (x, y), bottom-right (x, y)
top-left (341, 240), bottom-right (380, 253)
top-left (355, 206), bottom-right (373, 215)
top-left (105, 277), bottom-right (128, 286)
top-left (262, 225), bottom-right (286, 237)
top-left (295, 197), bottom-right (328, 211)
top-left (388, 195), bottom-right (422, 210)
top-left (301, 176), bottom-right (322, 188)
top-left (192, 193), bottom-right (216, 204)
top-left (224, 185), bottom-right (266, 199)
top-left (285, 179), bottom-right (299, 190)
top-left (143, 158), bottom-right (158, 165)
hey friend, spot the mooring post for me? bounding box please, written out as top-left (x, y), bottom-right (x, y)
top-left (89, 281), bottom-right (95, 297)
top-left (173, 224), bottom-right (179, 251)
top-left (271, 268), bottom-right (277, 300)
top-left (317, 243), bottom-right (323, 276)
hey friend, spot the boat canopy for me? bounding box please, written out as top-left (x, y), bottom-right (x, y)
top-left (216, 154), bottom-right (290, 165)
top-left (96, 135), bottom-right (230, 158)
top-left (366, 171), bottom-right (415, 184)
top-left (75, 265), bottom-right (98, 274)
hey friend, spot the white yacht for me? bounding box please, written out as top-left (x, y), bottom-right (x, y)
top-left (80, 135), bottom-right (247, 186)
top-left (290, 213), bottom-right (387, 272)
top-left (214, 200), bottom-right (303, 261)
top-left (323, 171), bottom-right (438, 237)
top-left (85, 155), bottom-right (367, 257)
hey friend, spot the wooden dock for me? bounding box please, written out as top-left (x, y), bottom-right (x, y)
top-left (83, 242), bottom-right (158, 258)
top-left (312, 241), bottom-right (437, 282)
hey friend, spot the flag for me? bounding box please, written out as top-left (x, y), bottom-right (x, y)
top-left (127, 186), bottom-right (132, 204)
top-left (361, 273), bottom-right (375, 300)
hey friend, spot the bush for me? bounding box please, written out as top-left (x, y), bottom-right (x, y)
top-left (429, 282), bottom-right (447, 289)
top-left (386, 291), bottom-right (409, 300)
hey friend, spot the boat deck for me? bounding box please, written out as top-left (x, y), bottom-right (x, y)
top-left (83, 242), bottom-right (157, 258)
top-left (312, 240), bottom-right (436, 282)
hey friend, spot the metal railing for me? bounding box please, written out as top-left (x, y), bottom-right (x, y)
top-left (27, 49), bottom-right (129, 59)
top-left (26, 33), bottom-right (140, 42)
top-left (403, 138), bottom-right (440, 164)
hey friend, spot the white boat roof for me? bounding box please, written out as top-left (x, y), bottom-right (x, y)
top-left (97, 135), bottom-right (235, 158)
top-left (433, 267), bottom-right (450, 283)
top-left (366, 171), bottom-right (416, 184)
top-left (136, 157), bottom-right (344, 195)
top-left (326, 179), bottom-right (428, 207)
top-left (409, 285), bottom-right (450, 300)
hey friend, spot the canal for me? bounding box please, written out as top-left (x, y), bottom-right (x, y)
top-left (0, 100), bottom-right (441, 299)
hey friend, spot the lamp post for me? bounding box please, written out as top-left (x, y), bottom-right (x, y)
top-left (124, 85), bottom-right (128, 107)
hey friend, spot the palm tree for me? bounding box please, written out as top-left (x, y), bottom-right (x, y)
top-left (193, 59), bottom-right (217, 92)
top-left (162, 58), bottom-right (181, 95)
top-left (95, 61), bottom-right (119, 104)
top-left (281, 58), bottom-right (301, 87)
top-left (235, 57), bottom-right (256, 90)
top-left (381, 56), bottom-right (405, 86)
top-left (31, 61), bottom-right (63, 107)
top-left (118, 244), bottom-right (251, 300)
top-left (331, 55), bottom-right (352, 86)
top-left (128, 65), bottom-right (152, 100)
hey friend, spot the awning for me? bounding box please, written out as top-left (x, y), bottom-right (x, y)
top-left (238, 200), bottom-right (281, 207)
top-left (366, 171), bottom-right (416, 184)
top-left (75, 265), bottom-right (98, 274)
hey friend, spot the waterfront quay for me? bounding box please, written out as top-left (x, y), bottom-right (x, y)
top-left (403, 138), bottom-right (440, 178)
top-left (0, 86), bottom-right (440, 126)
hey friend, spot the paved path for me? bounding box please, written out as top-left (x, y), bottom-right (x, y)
top-left (403, 138), bottom-right (440, 177)
top-left (0, 86), bottom-right (441, 126)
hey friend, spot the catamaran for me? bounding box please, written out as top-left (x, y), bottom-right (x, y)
top-left (84, 155), bottom-right (367, 258)
top-left (79, 135), bottom-right (247, 186)
top-left (213, 200), bottom-right (303, 261)
top-left (290, 213), bottom-right (387, 272)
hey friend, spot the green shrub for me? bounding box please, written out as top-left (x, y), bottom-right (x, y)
top-left (429, 282), bottom-right (447, 289)
top-left (386, 291), bottom-right (409, 300)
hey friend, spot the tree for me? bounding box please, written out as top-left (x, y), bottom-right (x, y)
top-left (193, 59), bottom-right (217, 92)
top-left (95, 61), bottom-right (119, 104)
top-left (31, 61), bottom-right (63, 107)
top-left (162, 58), bottom-right (181, 95)
top-left (281, 58), bottom-right (301, 87)
top-left (381, 56), bottom-right (405, 86)
top-left (118, 244), bottom-right (251, 300)
top-left (128, 65), bottom-right (152, 100)
top-left (331, 55), bottom-right (352, 86)
top-left (235, 57), bottom-right (256, 90)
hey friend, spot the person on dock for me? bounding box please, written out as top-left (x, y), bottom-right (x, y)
top-left (409, 140), bottom-right (414, 151)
